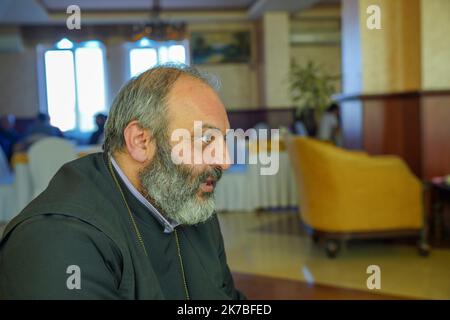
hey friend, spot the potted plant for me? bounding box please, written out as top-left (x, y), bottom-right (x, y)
top-left (289, 60), bottom-right (339, 136)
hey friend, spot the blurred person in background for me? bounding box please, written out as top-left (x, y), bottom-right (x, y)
top-left (89, 113), bottom-right (107, 145)
top-left (294, 107), bottom-right (317, 137)
top-left (15, 113), bottom-right (64, 151)
top-left (0, 114), bottom-right (21, 163)
top-left (317, 103), bottom-right (341, 146)
top-left (26, 113), bottom-right (63, 138)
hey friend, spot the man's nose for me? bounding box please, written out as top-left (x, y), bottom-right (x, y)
top-left (215, 143), bottom-right (231, 171)
top-left (202, 138), bottom-right (232, 170)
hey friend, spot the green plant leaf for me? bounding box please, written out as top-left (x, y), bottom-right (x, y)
top-left (289, 60), bottom-right (338, 114)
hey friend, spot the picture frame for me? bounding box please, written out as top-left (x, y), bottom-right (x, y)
top-left (191, 31), bottom-right (251, 64)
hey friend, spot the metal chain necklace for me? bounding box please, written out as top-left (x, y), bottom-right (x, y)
top-left (107, 157), bottom-right (190, 300)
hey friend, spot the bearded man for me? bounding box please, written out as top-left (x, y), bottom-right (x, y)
top-left (0, 65), bottom-right (245, 300)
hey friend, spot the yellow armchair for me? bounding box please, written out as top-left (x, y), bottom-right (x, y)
top-left (285, 137), bottom-right (428, 257)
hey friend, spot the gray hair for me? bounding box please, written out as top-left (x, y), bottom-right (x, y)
top-left (103, 64), bottom-right (218, 154)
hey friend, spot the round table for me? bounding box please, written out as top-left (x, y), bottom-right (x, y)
top-left (214, 151), bottom-right (298, 212)
top-left (11, 145), bottom-right (102, 214)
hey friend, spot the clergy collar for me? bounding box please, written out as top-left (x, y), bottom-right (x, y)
top-left (110, 155), bottom-right (180, 233)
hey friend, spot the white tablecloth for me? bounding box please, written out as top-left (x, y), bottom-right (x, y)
top-left (0, 174), bottom-right (16, 222)
top-left (214, 151), bottom-right (298, 212)
top-left (12, 145), bottom-right (103, 216)
top-left (14, 161), bottom-right (33, 213)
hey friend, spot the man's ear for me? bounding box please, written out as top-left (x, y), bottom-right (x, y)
top-left (123, 120), bottom-right (155, 163)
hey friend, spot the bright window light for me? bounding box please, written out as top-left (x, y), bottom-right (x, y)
top-left (44, 50), bottom-right (76, 131)
top-left (75, 47), bottom-right (106, 132)
top-left (129, 48), bottom-right (157, 77)
top-left (168, 45), bottom-right (186, 63)
top-left (139, 37), bottom-right (151, 47)
top-left (83, 40), bottom-right (101, 48)
top-left (43, 40), bottom-right (106, 133)
top-left (56, 38), bottom-right (73, 50)
top-left (158, 46), bottom-right (169, 64)
top-left (128, 42), bottom-right (188, 78)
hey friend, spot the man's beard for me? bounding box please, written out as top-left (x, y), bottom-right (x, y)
top-left (138, 137), bottom-right (222, 225)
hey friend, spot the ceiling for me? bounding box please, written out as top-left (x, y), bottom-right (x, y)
top-left (0, 0), bottom-right (340, 25)
top-left (38, 0), bottom-right (257, 12)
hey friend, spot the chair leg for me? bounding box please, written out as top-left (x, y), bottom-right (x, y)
top-left (312, 234), bottom-right (320, 244)
top-left (418, 221), bottom-right (430, 256)
top-left (418, 241), bottom-right (430, 256)
top-left (418, 183), bottom-right (431, 257)
top-left (325, 239), bottom-right (340, 258)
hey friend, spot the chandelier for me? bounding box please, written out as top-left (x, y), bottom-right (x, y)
top-left (131, 0), bottom-right (186, 42)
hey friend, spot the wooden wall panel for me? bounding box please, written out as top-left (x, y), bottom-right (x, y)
top-left (336, 91), bottom-right (450, 179)
top-left (421, 94), bottom-right (450, 179)
top-left (227, 107), bottom-right (295, 132)
top-left (362, 94), bottom-right (421, 177)
top-left (362, 99), bottom-right (385, 154)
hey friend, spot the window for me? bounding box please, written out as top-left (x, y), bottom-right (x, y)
top-left (128, 38), bottom-right (188, 78)
top-left (41, 38), bottom-right (107, 132)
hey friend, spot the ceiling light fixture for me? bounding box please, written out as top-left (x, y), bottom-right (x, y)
top-left (131, 0), bottom-right (186, 42)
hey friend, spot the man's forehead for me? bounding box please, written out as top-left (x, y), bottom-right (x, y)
top-left (166, 75), bottom-right (230, 132)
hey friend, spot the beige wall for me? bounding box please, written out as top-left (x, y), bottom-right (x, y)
top-left (0, 10), bottom-right (348, 117)
top-left (359, 0), bottom-right (421, 94)
top-left (4, 1), bottom-right (449, 120)
top-left (291, 45), bottom-right (341, 93)
top-left (188, 22), bottom-right (259, 109)
top-left (421, 0), bottom-right (450, 90)
top-left (197, 64), bottom-right (257, 110)
top-left (290, 5), bottom-right (342, 94)
top-left (100, 24), bottom-right (260, 111)
top-left (342, 0), bottom-right (450, 94)
top-left (262, 12), bottom-right (291, 108)
top-left (0, 23), bottom-right (259, 118)
top-left (0, 46), bottom-right (39, 117)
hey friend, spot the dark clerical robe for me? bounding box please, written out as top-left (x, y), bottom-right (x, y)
top-left (0, 153), bottom-right (245, 300)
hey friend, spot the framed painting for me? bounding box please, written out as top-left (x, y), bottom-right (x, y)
top-left (191, 31), bottom-right (251, 64)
